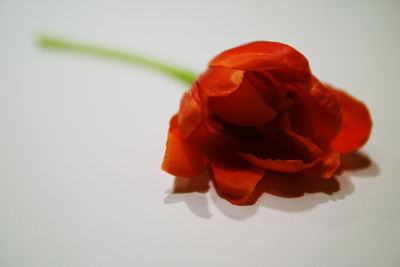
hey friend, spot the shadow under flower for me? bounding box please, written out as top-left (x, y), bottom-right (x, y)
top-left (164, 151), bottom-right (377, 219)
top-left (163, 169), bottom-right (213, 219)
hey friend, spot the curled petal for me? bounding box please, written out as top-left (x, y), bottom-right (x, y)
top-left (210, 41), bottom-right (310, 72)
top-left (303, 150), bottom-right (341, 179)
top-left (209, 77), bottom-right (276, 127)
top-left (237, 153), bottom-right (304, 173)
top-left (240, 114), bottom-right (322, 164)
top-left (257, 171), bottom-right (340, 198)
top-left (265, 69), bottom-right (312, 87)
top-left (320, 151), bottom-right (341, 178)
top-left (245, 72), bottom-right (295, 112)
top-left (210, 159), bottom-right (265, 205)
top-left (280, 113), bottom-right (323, 160)
top-left (331, 89), bottom-right (372, 153)
top-left (162, 115), bottom-right (207, 178)
top-left (178, 84), bottom-right (202, 139)
top-left (288, 79), bottom-right (342, 143)
top-left (197, 66), bottom-right (244, 97)
top-left (310, 79), bottom-right (342, 115)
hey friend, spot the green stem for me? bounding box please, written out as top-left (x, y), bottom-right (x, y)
top-left (37, 35), bottom-right (197, 85)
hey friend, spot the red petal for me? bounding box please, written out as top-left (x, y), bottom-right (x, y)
top-left (162, 115), bottom-right (207, 178)
top-left (265, 69), bottom-right (312, 87)
top-left (280, 113), bottom-right (323, 159)
top-left (197, 66), bottom-right (244, 97)
top-left (177, 84), bottom-right (202, 139)
top-left (210, 159), bottom-right (265, 205)
top-left (303, 150), bottom-right (341, 179)
top-left (321, 151), bottom-right (341, 178)
top-left (237, 153), bottom-right (304, 173)
top-left (208, 76), bottom-right (276, 127)
top-left (310, 79), bottom-right (342, 115)
top-left (256, 171), bottom-right (340, 198)
top-left (230, 118), bottom-right (317, 163)
top-left (210, 41), bottom-right (310, 72)
top-left (331, 89), bottom-right (372, 153)
top-left (245, 72), bottom-right (295, 112)
top-left (288, 78), bottom-right (342, 143)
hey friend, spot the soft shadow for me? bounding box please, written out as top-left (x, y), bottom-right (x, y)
top-left (247, 172), bottom-right (341, 204)
top-left (337, 151), bottom-right (380, 177)
top-left (164, 151), bottom-right (377, 218)
top-left (210, 187), bottom-right (259, 220)
top-left (164, 193), bottom-right (212, 219)
top-left (257, 174), bottom-right (355, 212)
top-left (171, 170), bottom-right (211, 194)
top-left (251, 151), bottom-right (373, 212)
top-left (163, 169), bottom-right (212, 219)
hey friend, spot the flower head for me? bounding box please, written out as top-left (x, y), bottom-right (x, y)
top-left (162, 41), bottom-right (372, 205)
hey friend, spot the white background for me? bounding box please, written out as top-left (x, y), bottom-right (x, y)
top-left (0, 0), bottom-right (399, 266)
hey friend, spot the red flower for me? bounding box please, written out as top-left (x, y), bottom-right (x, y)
top-left (162, 41), bottom-right (372, 205)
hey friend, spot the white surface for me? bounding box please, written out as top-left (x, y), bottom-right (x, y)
top-left (0, 0), bottom-right (399, 266)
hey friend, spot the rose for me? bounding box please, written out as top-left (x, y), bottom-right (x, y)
top-left (162, 41), bottom-right (372, 205)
